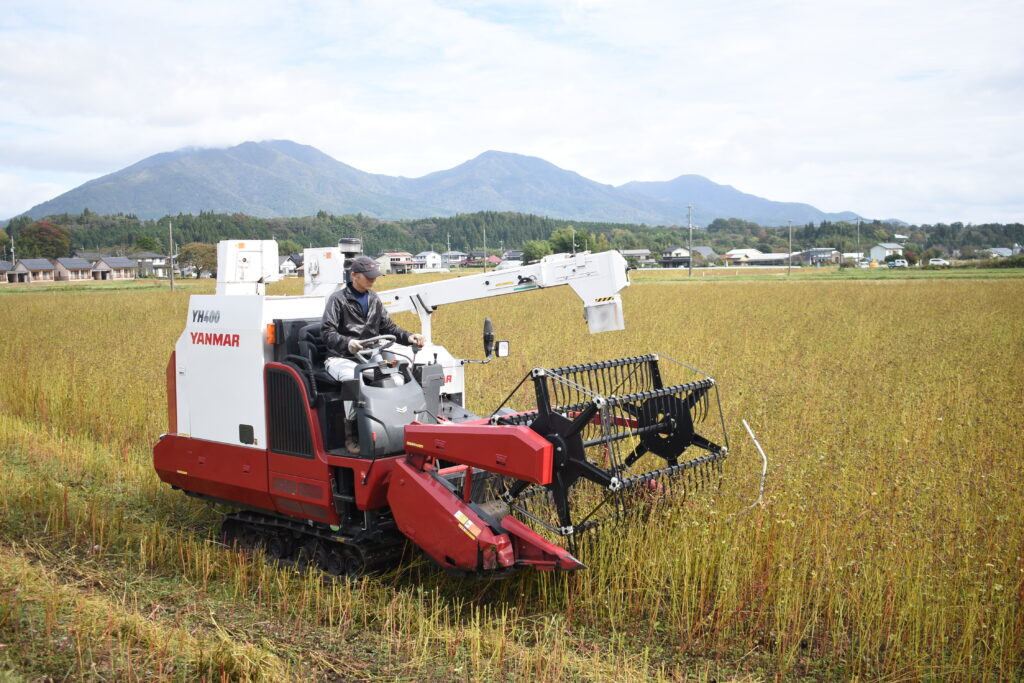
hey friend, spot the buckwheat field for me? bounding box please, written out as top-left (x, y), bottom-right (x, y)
top-left (0, 271), bottom-right (1021, 681)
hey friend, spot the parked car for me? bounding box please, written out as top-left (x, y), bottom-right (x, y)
top-left (889, 259), bottom-right (909, 268)
top-left (858, 260), bottom-right (871, 269)
top-left (928, 258), bottom-right (950, 267)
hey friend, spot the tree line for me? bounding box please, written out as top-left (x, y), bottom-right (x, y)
top-left (3, 210), bottom-right (1021, 263)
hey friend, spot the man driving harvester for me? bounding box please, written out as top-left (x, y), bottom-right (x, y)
top-left (322, 255), bottom-right (426, 452)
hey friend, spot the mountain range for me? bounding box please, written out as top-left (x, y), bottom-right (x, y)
top-left (20, 140), bottom-right (863, 226)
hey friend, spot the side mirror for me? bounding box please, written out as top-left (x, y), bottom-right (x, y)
top-left (483, 318), bottom-right (495, 358)
top-left (464, 317), bottom-right (508, 365)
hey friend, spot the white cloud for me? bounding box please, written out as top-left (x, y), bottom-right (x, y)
top-left (1, 0), bottom-right (1022, 223)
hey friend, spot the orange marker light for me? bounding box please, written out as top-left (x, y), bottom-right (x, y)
top-left (266, 323), bottom-right (276, 344)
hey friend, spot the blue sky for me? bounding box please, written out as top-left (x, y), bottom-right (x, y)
top-left (1, 0), bottom-right (1022, 224)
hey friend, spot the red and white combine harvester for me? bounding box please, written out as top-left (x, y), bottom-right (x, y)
top-left (154, 239), bottom-right (729, 576)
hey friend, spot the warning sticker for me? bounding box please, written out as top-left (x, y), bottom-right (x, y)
top-left (454, 510), bottom-right (482, 540)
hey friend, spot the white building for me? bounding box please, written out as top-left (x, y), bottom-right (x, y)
top-left (130, 251), bottom-right (170, 278)
top-left (869, 243), bottom-right (904, 263)
top-left (279, 255), bottom-right (299, 276)
top-left (723, 248), bottom-right (763, 265)
top-left (414, 251), bottom-right (444, 270)
top-left (441, 250), bottom-right (468, 267)
top-left (660, 246), bottom-right (690, 268)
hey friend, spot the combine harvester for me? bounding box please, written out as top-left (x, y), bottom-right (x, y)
top-left (154, 239), bottom-right (729, 576)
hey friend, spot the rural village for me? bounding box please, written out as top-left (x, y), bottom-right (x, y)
top-left (5, 240), bottom-right (1017, 284)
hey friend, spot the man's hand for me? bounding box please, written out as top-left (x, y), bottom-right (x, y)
top-left (410, 333), bottom-right (426, 347)
top-left (347, 339), bottom-right (364, 354)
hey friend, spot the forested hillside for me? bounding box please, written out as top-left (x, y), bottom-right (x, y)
top-left (4, 210), bottom-right (1021, 263)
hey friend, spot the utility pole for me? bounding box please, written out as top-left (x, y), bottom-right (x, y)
top-left (483, 225), bottom-right (488, 272)
top-left (688, 204), bottom-right (694, 277)
top-left (788, 219), bottom-right (793, 275)
top-left (571, 226), bottom-right (576, 254)
top-left (856, 218), bottom-right (861, 264)
top-left (168, 221), bottom-right (175, 291)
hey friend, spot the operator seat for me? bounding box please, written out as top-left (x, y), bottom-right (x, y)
top-left (296, 323), bottom-right (342, 394)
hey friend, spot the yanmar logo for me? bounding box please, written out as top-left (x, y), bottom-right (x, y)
top-left (190, 331), bottom-right (240, 348)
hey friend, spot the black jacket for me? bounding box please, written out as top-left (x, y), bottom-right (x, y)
top-left (322, 284), bottom-right (412, 359)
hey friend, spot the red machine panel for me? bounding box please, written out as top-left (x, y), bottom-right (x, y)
top-left (403, 420), bottom-right (554, 485)
top-left (153, 434), bottom-right (274, 511)
top-left (387, 459), bottom-right (514, 572)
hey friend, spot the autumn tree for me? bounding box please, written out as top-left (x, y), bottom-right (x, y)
top-left (179, 242), bottom-right (218, 275)
top-left (17, 221), bottom-right (72, 259)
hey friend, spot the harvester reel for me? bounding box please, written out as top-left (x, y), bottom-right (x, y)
top-left (630, 394), bottom-right (695, 463)
top-left (493, 354), bottom-right (730, 551)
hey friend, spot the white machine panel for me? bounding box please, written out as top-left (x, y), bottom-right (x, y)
top-left (303, 247), bottom-right (347, 296)
top-left (216, 240), bottom-right (280, 295)
top-left (174, 293), bottom-right (326, 447)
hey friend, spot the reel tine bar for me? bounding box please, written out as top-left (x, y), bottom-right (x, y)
top-left (495, 354), bottom-right (730, 545)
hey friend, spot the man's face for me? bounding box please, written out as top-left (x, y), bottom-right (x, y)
top-left (352, 271), bottom-right (377, 293)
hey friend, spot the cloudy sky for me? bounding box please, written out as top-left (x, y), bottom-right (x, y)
top-left (2, 0), bottom-right (1022, 224)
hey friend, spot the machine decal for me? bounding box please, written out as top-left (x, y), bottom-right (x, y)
top-left (190, 331), bottom-right (241, 347)
top-left (454, 510), bottom-right (482, 540)
top-left (191, 309), bottom-right (222, 323)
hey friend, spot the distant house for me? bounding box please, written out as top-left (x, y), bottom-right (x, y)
top-left (92, 256), bottom-right (137, 280)
top-left (501, 249), bottom-right (524, 262)
top-left (380, 251), bottom-right (416, 274)
top-left (10, 258), bottom-right (56, 283)
top-left (130, 251), bottom-right (169, 278)
top-left (279, 254), bottom-right (299, 276)
top-left (869, 243), bottom-right (904, 263)
top-left (620, 249), bottom-right (654, 267)
top-left (691, 246), bottom-right (720, 264)
top-left (372, 255), bottom-right (392, 275)
top-left (414, 251), bottom-right (444, 271)
top-left (745, 252), bottom-right (793, 266)
top-left (981, 247), bottom-right (1013, 259)
top-left (54, 257), bottom-right (95, 281)
top-left (793, 248), bottom-right (840, 266)
top-left (441, 250), bottom-right (467, 266)
top-left (661, 246), bottom-right (690, 268)
top-left (0, 261), bottom-right (11, 283)
top-left (723, 248), bottom-right (763, 265)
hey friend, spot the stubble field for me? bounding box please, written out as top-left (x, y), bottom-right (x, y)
top-left (0, 270), bottom-right (1021, 681)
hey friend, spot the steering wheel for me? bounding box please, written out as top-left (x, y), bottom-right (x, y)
top-left (354, 334), bottom-right (395, 364)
